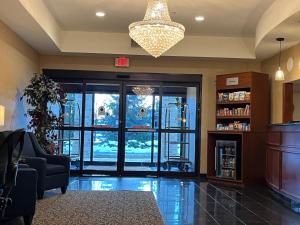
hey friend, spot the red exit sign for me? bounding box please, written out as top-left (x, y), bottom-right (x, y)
top-left (115, 57), bottom-right (130, 67)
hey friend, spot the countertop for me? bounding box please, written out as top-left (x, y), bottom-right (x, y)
top-left (271, 122), bottom-right (300, 126)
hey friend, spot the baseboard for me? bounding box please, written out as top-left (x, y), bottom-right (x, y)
top-left (199, 173), bottom-right (207, 181)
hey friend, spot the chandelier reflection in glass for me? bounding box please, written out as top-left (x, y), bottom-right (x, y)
top-left (129, 0), bottom-right (185, 58)
top-left (132, 85), bottom-right (155, 96)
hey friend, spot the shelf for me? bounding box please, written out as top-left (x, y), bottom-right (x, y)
top-left (216, 175), bottom-right (236, 180)
top-left (208, 72), bottom-right (270, 187)
top-left (209, 130), bottom-right (251, 135)
top-left (217, 101), bottom-right (250, 105)
top-left (216, 116), bottom-right (251, 119)
top-left (221, 154), bottom-right (236, 157)
top-left (221, 166), bottom-right (236, 169)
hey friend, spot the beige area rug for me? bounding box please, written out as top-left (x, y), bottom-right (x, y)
top-left (32, 191), bottom-right (165, 225)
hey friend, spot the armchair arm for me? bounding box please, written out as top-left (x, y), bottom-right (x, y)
top-left (44, 155), bottom-right (70, 173)
top-left (24, 157), bottom-right (47, 172)
top-left (18, 164), bottom-right (29, 169)
top-left (23, 157), bottom-right (47, 193)
top-left (5, 168), bottom-right (37, 217)
top-left (44, 154), bottom-right (70, 165)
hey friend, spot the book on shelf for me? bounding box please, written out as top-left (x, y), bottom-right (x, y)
top-left (218, 91), bottom-right (251, 103)
top-left (217, 105), bottom-right (251, 116)
top-left (216, 121), bottom-right (250, 131)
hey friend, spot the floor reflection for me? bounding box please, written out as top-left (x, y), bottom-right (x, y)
top-left (69, 177), bottom-right (300, 225)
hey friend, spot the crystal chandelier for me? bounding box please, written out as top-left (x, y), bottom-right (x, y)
top-left (129, 0), bottom-right (185, 58)
top-left (132, 86), bottom-right (155, 96)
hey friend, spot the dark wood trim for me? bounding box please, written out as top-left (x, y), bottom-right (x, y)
top-left (282, 83), bottom-right (294, 123)
top-left (43, 69), bottom-right (202, 83)
top-left (267, 124), bottom-right (300, 202)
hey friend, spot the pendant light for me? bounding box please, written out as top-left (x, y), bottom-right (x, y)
top-left (275, 38), bottom-right (285, 81)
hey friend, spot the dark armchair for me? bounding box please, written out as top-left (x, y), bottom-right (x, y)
top-left (4, 166), bottom-right (37, 225)
top-left (0, 130), bottom-right (37, 225)
top-left (22, 132), bottom-right (70, 199)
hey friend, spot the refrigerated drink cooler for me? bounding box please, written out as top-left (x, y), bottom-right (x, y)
top-left (215, 140), bottom-right (240, 180)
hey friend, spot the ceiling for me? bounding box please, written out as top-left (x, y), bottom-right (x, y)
top-left (255, 11), bottom-right (300, 58)
top-left (43, 0), bottom-right (275, 36)
top-left (1, 0), bottom-right (300, 59)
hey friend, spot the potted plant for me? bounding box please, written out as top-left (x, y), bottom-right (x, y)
top-left (21, 73), bottom-right (66, 154)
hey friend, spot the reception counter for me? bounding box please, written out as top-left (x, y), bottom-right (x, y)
top-left (267, 123), bottom-right (300, 202)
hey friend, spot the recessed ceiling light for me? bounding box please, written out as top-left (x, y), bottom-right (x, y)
top-left (96, 12), bottom-right (106, 17)
top-left (195, 16), bottom-right (205, 22)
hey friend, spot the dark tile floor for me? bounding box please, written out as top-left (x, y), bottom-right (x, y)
top-left (3, 177), bottom-right (300, 225)
top-left (68, 177), bottom-right (300, 225)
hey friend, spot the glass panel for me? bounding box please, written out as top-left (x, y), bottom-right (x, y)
top-left (84, 94), bottom-right (93, 127)
top-left (83, 131), bottom-right (91, 162)
top-left (48, 102), bottom-right (60, 118)
top-left (125, 85), bottom-right (159, 129)
top-left (94, 93), bottom-right (119, 128)
top-left (162, 86), bottom-right (197, 130)
top-left (83, 131), bottom-right (118, 171)
top-left (64, 93), bottom-right (82, 127)
top-left (85, 84), bottom-right (120, 128)
top-left (161, 132), bottom-right (195, 172)
top-left (124, 132), bottom-right (158, 171)
top-left (58, 130), bottom-right (81, 170)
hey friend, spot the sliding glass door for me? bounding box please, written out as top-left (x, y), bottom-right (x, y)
top-left (83, 83), bottom-right (121, 171)
top-left (123, 83), bottom-right (160, 172)
top-left (55, 79), bottom-right (200, 176)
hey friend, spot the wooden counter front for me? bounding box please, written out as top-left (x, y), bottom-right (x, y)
top-left (267, 124), bottom-right (300, 201)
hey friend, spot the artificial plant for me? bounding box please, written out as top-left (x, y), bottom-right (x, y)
top-left (21, 73), bottom-right (66, 154)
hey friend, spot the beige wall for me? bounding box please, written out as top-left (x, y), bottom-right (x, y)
top-left (262, 43), bottom-right (300, 123)
top-left (0, 20), bottom-right (39, 131)
top-left (40, 55), bottom-right (261, 173)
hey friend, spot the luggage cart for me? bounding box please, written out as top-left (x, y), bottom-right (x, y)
top-left (56, 99), bottom-right (81, 169)
top-left (162, 98), bottom-right (192, 172)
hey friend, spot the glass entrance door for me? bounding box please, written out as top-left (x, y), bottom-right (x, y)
top-left (56, 80), bottom-right (200, 176)
top-left (83, 83), bottom-right (121, 171)
top-left (123, 84), bottom-right (160, 172)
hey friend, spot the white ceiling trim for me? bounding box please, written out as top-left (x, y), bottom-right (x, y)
top-left (255, 0), bottom-right (300, 48)
top-left (0, 0), bottom-right (59, 54)
top-left (60, 31), bottom-right (256, 59)
top-left (255, 0), bottom-right (300, 59)
top-left (19, 0), bottom-right (61, 48)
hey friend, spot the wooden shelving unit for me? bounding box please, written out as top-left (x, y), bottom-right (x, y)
top-left (216, 116), bottom-right (251, 119)
top-left (207, 72), bottom-right (270, 187)
top-left (217, 101), bottom-right (251, 105)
